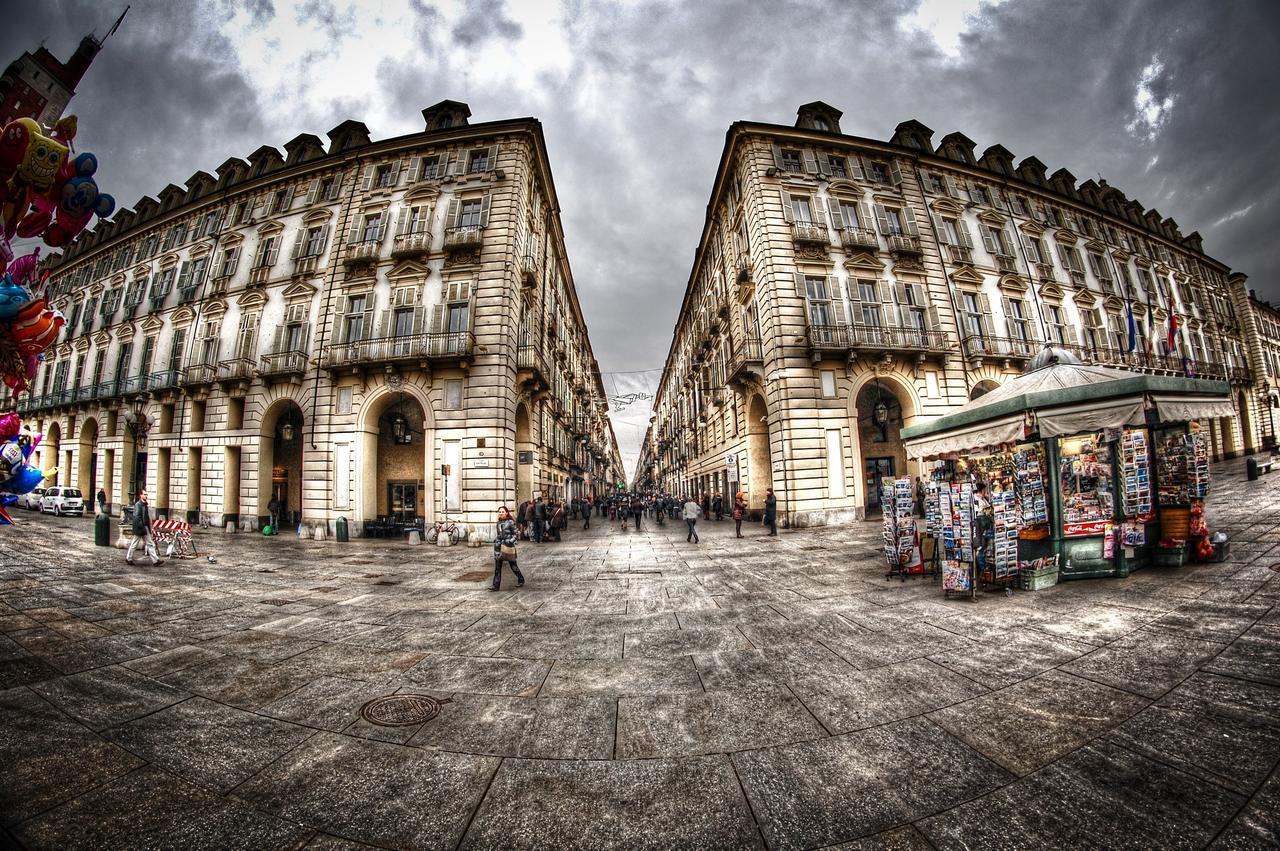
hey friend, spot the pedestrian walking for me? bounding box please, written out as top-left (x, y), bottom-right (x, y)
top-left (763, 487), bottom-right (778, 537)
top-left (701, 492), bottom-right (711, 522)
top-left (683, 496), bottom-right (701, 543)
top-left (914, 476), bottom-right (926, 518)
top-left (713, 493), bottom-right (724, 521)
top-left (733, 491), bottom-right (746, 538)
top-left (489, 505), bottom-right (525, 591)
top-left (532, 495), bottom-right (547, 543)
top-left (126, 489), bottom-right (164, 566)
top-left (583, 496), bottom-right (591, 530)
top-left (267, 495), bottom-right (281, 530)
top-left (631, 495), bottom-right (644, 531)
top-left (96, 488), bottom-right (107, 515)
top-left (550, 501), bottom-right (565, 541)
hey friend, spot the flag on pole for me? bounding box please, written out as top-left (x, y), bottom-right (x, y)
top-left (1126, 301), bottom-right (1137, 353)
top-left (1144, 301), bottom-right (1154, 355)
top-left (1167, 302), bottom-right (1180, 354)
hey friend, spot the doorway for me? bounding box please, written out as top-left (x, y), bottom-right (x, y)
top-left (864, 457), bottom-right (896, 513)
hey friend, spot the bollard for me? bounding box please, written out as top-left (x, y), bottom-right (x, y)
top-left (94, 512), bottom-right (111, 546)
top-left (336, 516), bottom-right (349, 543)
top-left (407, 529), bottom-right (421, 546)
top-left (1247, 457), bottom-right (1259, 481)
top-left (436, 530), bottom-right (451, 547)
top-left (313, 525), bottom-right (326, 541)
top-left (225, 521), bottom-right (236, 533)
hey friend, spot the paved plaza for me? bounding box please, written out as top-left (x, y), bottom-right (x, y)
top-left (0, 465), bottom-right (1278, 849)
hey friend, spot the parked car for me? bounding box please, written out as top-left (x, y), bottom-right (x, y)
top-left (19, 487), bottom-right (45, 510)
top-left (41, 487), bottom-right (85, 517)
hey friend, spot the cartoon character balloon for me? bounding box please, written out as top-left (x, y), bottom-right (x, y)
top-left (0, 412), bottom-right (56, 524)
top-left (0, 268), bottom-right (61, 391)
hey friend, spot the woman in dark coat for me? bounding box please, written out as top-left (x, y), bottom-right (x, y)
top-left (490, 506), bottom-right (524, 591)
top-left (763, 488), bottom-right (777, 537)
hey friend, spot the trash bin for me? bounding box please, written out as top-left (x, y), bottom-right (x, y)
top-left (336, 516), bottom-right (349, 542)
top-left (1247, 457), bottom-right (1259, 481)
top-left (94, 512), bottom-right (111, 546)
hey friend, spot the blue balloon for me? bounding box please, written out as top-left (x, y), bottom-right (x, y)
top-left (0, 275), bottom-right (32, 321)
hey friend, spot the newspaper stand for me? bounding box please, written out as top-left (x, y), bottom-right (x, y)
top-left (940, 483), bottom-right (977, 599)
top-left (882, 478), bottom-right (924, 581)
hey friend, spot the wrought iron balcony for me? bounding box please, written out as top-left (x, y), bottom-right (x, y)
top-left (208, 275), bottom-right (231, 295)
top-left (391, 231), bottom-right (432, 259)
top-left (961, 335), bottom-right (1039, 361)
top-left (1228, 365), bottom-right (1254, 384)
top-left (994, 255), bottom-right (1019, 273)
top-left (294, 255), bottom-right (320, 276)
top-left (247, 265), bottom-right (272, 286)
top-left (321, 332), bottom-right (475, 370)
top-left (1034, 262), bottom-right (1055, 281)
top-left (790, 220), bottom-right (829, 245)
top-left (177, 287), bottom-right (198, 305)
top-left (727, 336), bottom-right (763, 382)
top-left (947, 245), bottom-right (973, 264)
top-left (260, 350), bottom-right (308, 378)
top-left (181, 362), bottom-right (218, 387)
top-left (444, 226), bottom-right (484, 250)
top-left (886, 234), bottom-right (922, 254)
top-left (217, 358), bottom-right (256, 383)
top-left (517, 343), bottom-right (549, 388)
top-left (143, 369), bottom-right (181, 393)
top-left (839, 228), bottom-right (879, 252)
top-left (521, 252), bottom-right (539, 287)
top-left (808, 323), bottom-right (948, 355)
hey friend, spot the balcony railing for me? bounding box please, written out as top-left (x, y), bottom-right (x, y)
top-left (208, 275), bottom-right (231, 295)
top-left (809, 323), bottom-right (948, 354)
top-left (961, 335), bottom-right (1039, 360)
top-left (294, 255), bottom-right (320, 276)
top-left (391, 231), bottom-right (432, 259)
top-left (521, 252), bottom-right (539, 286)
top-left (886, 234), bottom-right (922, 254)
top-left (994, 255), bottom-right (1018, 273)
top-left (247, 265), bottom-right (272, 285)
top-left (444, 226), bottom-right (484, 250)
top-left (790, 220), bottom-right (829, 245)
top-left (260, 350), bottom-right (308, 377)
top-left (321, 332), bottom-right (476, 369)
top-left (839, 228), bottom-right (879, 252)
top-left (143, 369), bottom-right (181, 393)
top-left (947, 245), bottom-right (973, 264)
top-left (1034, 262), bottom-right (1055, 281)
top-left (1228, 365), bottom-right (1254, 383)
top-left (217, 358), bottom-right (256, 382)
top-left (344, 240), bottom-right (381, 266)
top-left (727, 336), bottom-right (763, 381)
top-left (177, 287), bottom-right (198, 305)
top-left (182, 362), bottom-right (218, 386)
top-left (517, 343), bottom-right (547, 375)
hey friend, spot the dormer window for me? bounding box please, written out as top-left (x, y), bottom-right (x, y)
top-left (439, 115), bottom-right (452, 129)
top-left (812, 117), bottom-right (830, 131)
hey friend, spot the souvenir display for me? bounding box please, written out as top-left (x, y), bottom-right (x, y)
top-left (1118, 429), bottom-right (1152, 518)
top-left (882, 478), bottom-right (921, 574)
top-left (1156, 429), bottom-right (1211, 506)
top-left (1012, 443), bottom-right (1048, 527)
top-left (991, 488), bottom-right (1019, 578)
top-left (941, 482), bottom-right (974, 594)
top-left (924, 482), bottom-right (942, 537)
top-left (1059, 435), bottom-right (1113, 536)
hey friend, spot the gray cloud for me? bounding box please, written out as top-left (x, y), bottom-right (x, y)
top-left (3, 0), bottom-right (1275, 477)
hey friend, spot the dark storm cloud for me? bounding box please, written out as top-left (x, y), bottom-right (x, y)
top-left (3, 0), bottom-right (1275, 476)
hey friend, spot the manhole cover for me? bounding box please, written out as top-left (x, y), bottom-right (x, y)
top-left (456, 571), bottom-right (491, 582)
top-left (360, 694), bottom-right (443, 726)
top-left (262, 599), bottom-right (295, 606)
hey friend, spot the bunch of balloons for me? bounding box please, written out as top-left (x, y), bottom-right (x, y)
top-left (0, 248), bottom-right (63, 393)
top-left (0, 411), bottom-right (56, 525)
top-left (0, 114), bottom-right (114, 274)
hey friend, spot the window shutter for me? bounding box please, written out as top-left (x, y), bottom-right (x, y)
top-left (361, 165), bottom-right (375, 191)
top-left (888, 160), bottom-right (904, 186)
top-left (265, 238), bottom-right (279, 266)
top-left (931, 213), bottom-right (950, 244)
top-left (394, 210), bottom-right (406, 237)
top-left (846, 278), bottom-right (862, 307)
top-left (925, 304), bottom-right (940, 330)
top-left (802, 149), bottom-right (819, 175)
top-left (1063, 324), bottom-right (1079, 345)
top-left (771, 144), bottom-right (784, 169)
top-left (375, 310), bottom-right (390, 339)
top-left (389, 159), bottom-right (402, 185)
top-left (919, 169), bottom-right (934, 193)
top-left (430, 303), bottom-right (446, 333)
top-left (271, 325), bottom-right (285, 354)
top-left (878, 281), bottom-right (899, 325)
top-left (362, 302), bottom-right (375, 339)
top-left (793, 271), bottom-right (805, 298)
top-left (910, 283), bottom-right (928, 306)
top-left (858, 202), bottom-right (873, 232)
top-left (1001, 297), bottom-right (1014, 329)
top-left (281, 186), bottom-right (294, 212)
top-left (412, 306), bottom-right (427, 335)
top-left (446, 198), bottom-right (460, 228)
top-left (305, 179), bottom-right (320, 205)
top-left (375, 214), bottom-right (387, 242)
top-left (346, 219), bottom-right (362, 245)
top-left (981, 226), bottom-right (999, 255)
top-left (827, 199), bottom-right (844, 229)
top-left (900, 206), bottom-right (919, 237)
top-left (873, 204), bottom-right (891, 235)
top-left (479, 193), bottom-right (491, 227)
top-left (990, 188), bottom-right (1004, 210)
top-left (894, 282), bottom-right (909, 304)
top-left (778, 191), bottom-right (794, 224)
top-left (943, 174), bottom-right (959, 198)
top-left (448, 152), bottom-right (466, 177)
top-left (847, 156), bottom-right (864, 180)
top-left (333, 301), bottom-right (349, 344)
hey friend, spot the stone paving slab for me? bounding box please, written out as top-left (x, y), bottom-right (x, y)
top-left (0, 461), bottom-right (1278, 847)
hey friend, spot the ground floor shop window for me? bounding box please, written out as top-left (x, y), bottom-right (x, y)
top-left (1059, 434), bottom-right (1113, 535)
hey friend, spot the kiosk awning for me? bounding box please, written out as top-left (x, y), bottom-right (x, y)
top-left (905, 414), bottom-right (1026, 460)
top-left (1036, 398), bottom-right (1146, 437)
top-left (1150, 394), bottom-right (1237, 423)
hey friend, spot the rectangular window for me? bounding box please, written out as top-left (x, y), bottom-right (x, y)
top-left (882, 206), bottom-right (904, 235)
top-left (963, 292), bottom-right (984, 339)
top-left (345, 295), bottom-right (368, 342)
top-left (820, 370), bottom-right (836, 398)
top-left (459, 199), bottom-right (484, 228)
top-left (304, 225), bottom-right (325, 256)
top-left (1008, 299), bottom-right (1030, 341)
top-left (419, 156), bottom-right (440, 179)
top-left (779, 149), bottom-right (803, 172)
top-left (827, 155), bottom-right (847, 177)
top-left (825, 429), bottom-right (845, 498)
top-left (866, 161), bottom-right (888, 184)
top-left (925, 370), bottom-right (940, 398)
top-left (362, 214), bottom-right (382, 243)
top-left (790, 195), bottom-right (813, 223)
top-left (805, 275), bottom-right (832, 329)
top-left (447, 304), bottom-right (469, 333)
top-left (926, 173), bottom-right (945, 194)
top-left (393, 307), bottom-right (414, 337)
top-left (467, 148), bottom-right (490, 172)
top-left (218, 247), bottom-right (238, 277)
top-left (445, 379), bottom-right (463, 409)
top-left (838, 200), bottom-right (863, 230)
top-left (376, 165), bottom-right (393, 187)
top-left (336, 386), bottom-right (353, 415)
top-left (272, 189), bottom-right (289, 214)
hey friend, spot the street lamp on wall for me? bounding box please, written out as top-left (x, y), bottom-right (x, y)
top-left (390, 411), bottom-right (410, 444)
top-left (280, 422), bottom-right (295, 442)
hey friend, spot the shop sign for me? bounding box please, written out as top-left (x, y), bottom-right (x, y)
top-left (518, 451), bottom-right (534, 464)
top-left (1064, 520), bottom-right (1108, 538)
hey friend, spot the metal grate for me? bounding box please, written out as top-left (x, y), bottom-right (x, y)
top-left (360, 694), bottom-right (443, 726)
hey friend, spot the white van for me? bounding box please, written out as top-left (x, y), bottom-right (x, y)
top-left (41, 487), bottom-right (85, 517)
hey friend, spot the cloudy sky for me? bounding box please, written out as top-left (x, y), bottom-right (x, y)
top-left (5, 0), bottom-right (1277, 477)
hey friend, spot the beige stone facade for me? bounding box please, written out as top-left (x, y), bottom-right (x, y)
top-left (18, 101), bottom-right (624, 536)
top-left (637, 102), bottom-right (1263, 523)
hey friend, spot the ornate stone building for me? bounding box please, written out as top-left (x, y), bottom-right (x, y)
top-left (1244, 290), bottom-right (1280, 449)
top-left (18, 101), bottom-right (624, 534)
top-left (637, 102), bottom-right (1260, 523)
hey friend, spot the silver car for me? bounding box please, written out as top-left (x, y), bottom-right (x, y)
top-left (19, 487), bottom-right (45, 510)
top-left (41, 487), bottom-right (85, 517)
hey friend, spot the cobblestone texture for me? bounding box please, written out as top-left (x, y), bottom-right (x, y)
top-left (2, 459), bottom-right (1279, 849)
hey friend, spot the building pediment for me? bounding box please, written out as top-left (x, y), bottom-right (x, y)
top-left (976, 209), bottom-right (1008, 227)
top-left (72, 337), bottom-right (90, 353)
top-left (929, 197), bottom-right (965, 215)
top-left (281, 280), bottom-right (317, 302)
top-left (169, 306), bottom-right (196, 326)
top-left (1018, 219), bottom-right (1046, 236)
top-left (117, 323), bottom-right (136, 340)
top-left (997, 274), bottom-right (1028, 293)
top-left (55, 342), bottom-right (72, 359)
top-left (1038, 281), bottom-right (1064, 300)
top-left (220, 232), bottom-right (244, 248)
top-left (140, 315), bottom-right (164, 333)
top-left (257, 220), bottom-right (284, 237)
top-left (202, 297), bottom-right (227, 317)
top-left (189, 241), bottom-right (214, 258)
top-left (159, 253), bottom-right (179, 270)
top-left (1072, 287), bottom-right (1098, 307)
top-left (949, 266), bottom-right (985, 287)
top-left (1103, 295), bottom-right (1124, 312)
top-left (827, 178), bottom-right (860, 195)
top-left (843, 252), bottom-right (884, 272)
top-left (302, 208), bottom-right (333, 225)
top-left (388, 259), bottom-right (432, 279)
top-left (1085, 239), bottom-right (1107, 253)
top-left (91, 330), bottom-right (111, 347)
top-left (1054, 228), bottom-right (1080, 245)
top-left (237, 289), bottom-right (267, 309)
top-left (404, 184), bottom-right (441, 203)
top-left (130, 265), bottom-right (150, 280)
